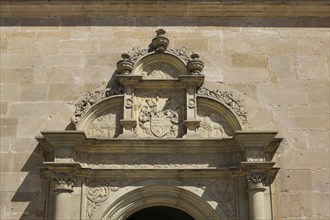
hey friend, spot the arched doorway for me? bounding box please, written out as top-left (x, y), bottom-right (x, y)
top-left (126, 206), bottom-right (194, 220)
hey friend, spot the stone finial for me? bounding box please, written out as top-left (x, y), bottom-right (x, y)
top-left (151, 29), bottom-right (169, 53)
top-left (116, 53), bottom-right (134, 75)
top-left (187, 53), bottom-right (204, 75)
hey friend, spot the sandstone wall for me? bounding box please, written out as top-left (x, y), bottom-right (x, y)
top-left (1, 15), bottom-right (329, 219)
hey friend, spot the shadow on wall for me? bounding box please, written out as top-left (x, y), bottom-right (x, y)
top-left (11, 147), bottom-right (46, 220)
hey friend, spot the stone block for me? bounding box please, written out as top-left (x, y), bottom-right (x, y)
top-left (291, 116), bottom-right (329, 130)
top-left (0, 54), bottom-right (44, 68)
top-left (301, 192), bottom-right (330, 219)
top-left (227, 84), bottom-right (257, 100)
top-left (44, 54), bottom-right (83, 67)
top-left (268, 55), bottom-right (297, 80)
top-left (1, 102), bottom-right (8, 117)
top-left (0, 137), bottom-right (10, 153)
top-left (20, 83), bottom-right (48, 102)
top-left (307, 131), bottom-right (330, 150)
top-left (283, 131), bottom-right (309, 149)
top-left (47, 83), bottom-right (98, 101)
top-left (257, 80), bottom-right (308, 105)
top-left (75, 66), bottom-right (115, 84)
top-left (83, 53), bottom-right (114, 67)
top-left (290, 104), bottom-right (327, 117)
top-left (58, 39), bottom-right (99, 53)
top-left (277, 169), bottom-right (313, 192)
top-left (0, 83), bottom-right (20, 102)
top-left (0, 173), bottom-right (22, 192)
top-left (10, 138), bottom-right (38, 154)
top-left (231, 54), bottom-right (268, 68)
top-left (277, 149), bottom-right (329, 169)
top-left (223, 38), bottom-right (252, 54)
top-left (0, 68), bottom-right (35, 83)
top-left (273, 192), bottom-right (303, 219)
top-left (8, 102), bottom-right (70, 118)
top-left (17, 117), bottom-right (47, 138)
top-left (35, 67), bottom-right (76, 83)
top-left (271, 106), bottom-right (291, 130)
top-left (202, 67), bottom-right (223, 82)
top-left (297, 55), bottom-right (329, 80)
top-left (279, 28), bottom-right (329, 39)
top-left (248, 38), bottom-right (313, 55)
top-left (223, 67), bottom-right (270, 83)
top-left (312, 38), bottom-right (330, 54)
top-left (0, 118), bottom-right (17, 137)
top-left (312, 169), bottom-right (330, 193)
top-left (307, 80), bottom-right (330, 104)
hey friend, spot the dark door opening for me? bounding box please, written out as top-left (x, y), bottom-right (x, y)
top-left (126, 206), bottom-right (195, 220)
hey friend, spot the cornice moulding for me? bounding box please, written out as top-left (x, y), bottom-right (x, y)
top-left (2, 1), bottom-right (329, 18)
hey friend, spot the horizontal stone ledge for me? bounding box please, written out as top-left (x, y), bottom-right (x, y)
top-left (1, 1), bottom-right (329, 18)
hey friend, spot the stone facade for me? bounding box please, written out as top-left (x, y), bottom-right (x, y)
top-left (1, 1), bottom-right (329, 220)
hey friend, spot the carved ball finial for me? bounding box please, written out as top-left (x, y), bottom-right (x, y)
top-left (151, 28), bottom-right (169, 53)
top-left (187, 53), bottom-right (204, 75)
top-left (116, 53), bottom-right (134, 75)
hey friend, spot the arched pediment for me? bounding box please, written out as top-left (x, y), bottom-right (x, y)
top-left (132, 52), bottom-right (188, 79)
top-left (71, 29), bottom-right (247, 139)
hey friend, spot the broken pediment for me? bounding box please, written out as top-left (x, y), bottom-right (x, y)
top-left (71, 29), bottom-right (246, 139)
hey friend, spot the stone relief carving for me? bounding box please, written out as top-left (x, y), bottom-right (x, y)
top-left (86, 107), bottom-right (123, 138)
top-left (206, 179), bottom-right (236, 219)
top-left (136, 92), bottom-right (185, 138)
top-left (246, 147), bottom-right (265, 162)
top-left (141, 63), bottom-right (179, 79)
top-left (71, 86), bottom-right (124, 125)
top-left (76, 153), bottom-right (231, 169)
top-left (52, 172), bottom-right (75, 192)
top-left (197, 106), bottom-right (233, 138)
top-left (246, 172), bottom-right (268, 184)
top-left (197, 87), bottom-right (247, 124)
top-left (86, 181), bottom-right (119, 220)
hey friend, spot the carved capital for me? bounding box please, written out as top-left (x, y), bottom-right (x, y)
top-left (52, 172), bottom-right (75, 192)
top-left (245, 171), bottom-right (268, 191)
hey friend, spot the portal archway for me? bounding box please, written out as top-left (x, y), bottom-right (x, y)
top-left (97, 185), bottom-right (223, 220)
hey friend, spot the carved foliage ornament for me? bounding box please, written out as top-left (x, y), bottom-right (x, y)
top-left (197, 87), bottom-right (248, 124)
top-left (86, 181), bottom-right (119, 219)
top-left (246, 172), bottom-right (268, 185)
top-left (71, 86), bottom-right (124, 125)
top-left (52, 172), bottom-right (75, 192)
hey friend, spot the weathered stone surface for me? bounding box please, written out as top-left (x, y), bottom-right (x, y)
top-left (0, 118), bottom-right (18, 137)
top-left (0, 68), bottom-right (35, 83)
top-left (20, 83), bottom-right (48, 102)
top-left (231, 54), bottom-right (268, 68)
top-left (307, 131), bottom-right (330, 150)
top-left (312, 169), bottom-right (330, 193)
top-left (35, 67), bottom-right (76, 83)
top-left (307, 80), bottom-right (330, 103)
top-left (297, 55), bottom-right (329, 80)
top-left (277, 169), bottom-right (314, 192)
top-left (269, 55), bottom-right (297, 80)
top-left (257, 80), bottom-right (308, 105)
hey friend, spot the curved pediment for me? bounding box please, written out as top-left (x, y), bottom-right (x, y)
top-left (132, 52), bottom-right (188, 79)
top-left (72, 29), bottom-right (246, 139)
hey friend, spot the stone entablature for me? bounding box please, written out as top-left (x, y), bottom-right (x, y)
top-left (36, 30), bottom-right (282, 220)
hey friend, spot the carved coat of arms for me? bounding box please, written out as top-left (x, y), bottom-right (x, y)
top-left (138, 97), bottom-right (180, 138)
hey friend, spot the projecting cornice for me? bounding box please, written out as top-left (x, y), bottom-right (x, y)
top-left (1, 0), bottom-right (329, 18)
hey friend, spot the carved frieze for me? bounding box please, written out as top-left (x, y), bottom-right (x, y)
top-left (197, 87), bottom-right (247, 124)
top-left (76, 153), bottom-right (231, 169)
